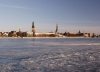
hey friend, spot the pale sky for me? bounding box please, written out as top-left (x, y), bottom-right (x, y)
top-left (0, 0), bottom-right (100, 34)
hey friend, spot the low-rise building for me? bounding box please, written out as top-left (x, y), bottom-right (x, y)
top-left (3, 32), bottom-right (9, 37)
top-left (84, 33), bottom-right (95, 37)
top-left (90, 33), bottom-right (95, 37)
top-left (0, 32), bottom-right (3, 36)
top-left (26, 32), bottom-right (33, 37)
top-left (36, 32), bottom-right (55, 37)
top-left (8, 31), bottom-right (17, 37)
top-left (69, 32), bottom-right (76, 35)
top-left (84, 33), bottom-right (89, 37)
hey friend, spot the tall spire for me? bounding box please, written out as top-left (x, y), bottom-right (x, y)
top-left (32, 21), bottom-right (35, 28)
top-left (32, 21), bottom-right (36, 36)
top-left (55, 22), bottom-right (58, 34)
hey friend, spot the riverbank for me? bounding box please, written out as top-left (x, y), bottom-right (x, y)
top-left (0, 37), bottom-right (94, 39)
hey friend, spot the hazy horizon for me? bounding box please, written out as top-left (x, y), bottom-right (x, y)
top-left (0, 0), bottom-right (100, 34)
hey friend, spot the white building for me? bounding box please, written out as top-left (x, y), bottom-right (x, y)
top-left (26, 32), bottom-right (33, 37)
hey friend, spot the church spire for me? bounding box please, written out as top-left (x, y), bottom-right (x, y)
top-left (32, 21), bottom-right (36, 36)
top-left (55, 22), bottom-right (58, 34)
top-left (32, 21), bottom-right (35, 28)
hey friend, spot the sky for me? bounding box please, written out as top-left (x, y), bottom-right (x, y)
top-left (0, 0), bottom-right (100, 34)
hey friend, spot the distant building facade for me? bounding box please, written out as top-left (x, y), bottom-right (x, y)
top-left (26, 32), bottom-right (33, 37)
top-left (35, 32), bottom-right (55, 37)
top-left (8, 31), bottom-right (17, 37)
top-left (0, 32), bottom-right (2, 36)
top-left (84, 33), bottom-right (95, 37)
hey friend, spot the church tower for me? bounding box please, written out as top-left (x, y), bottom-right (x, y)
top-left (55, 23), bottom-right (58, 34)
top-left (32, 21), bottom-right (35, 36)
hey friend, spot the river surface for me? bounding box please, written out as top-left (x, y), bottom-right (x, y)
top-left (0, 38), bottom-right (100, 72)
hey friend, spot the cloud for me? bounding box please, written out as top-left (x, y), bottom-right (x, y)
top-left (0, 4), bottom-right (31, 9)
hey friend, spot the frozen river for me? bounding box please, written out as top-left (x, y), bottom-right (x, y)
top-left (0, 38), bottom-right (100, 72)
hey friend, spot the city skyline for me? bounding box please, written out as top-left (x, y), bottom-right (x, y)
top-left (0, 0), bottom-right (100, 34)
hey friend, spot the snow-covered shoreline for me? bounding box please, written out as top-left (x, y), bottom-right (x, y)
top-left (0, 37), bottom-right (91, 39)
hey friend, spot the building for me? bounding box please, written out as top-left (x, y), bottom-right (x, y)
top-left (0, 32), bottom-right (2, 36)
top-left (26, 32), bottom-right (33, 37)
top-left (90, 33), bottom-right (95, 37)
top-left (55, 23), bottom-right (58, 34)
top-left (76, 30), bottom-right (84, 36)
top-left (35, 32), bottom-right (55, 37)
top-left (8, 31), bottom-right (17, 37)
top-left (32, 21), bottom-right (35, 36)
top-left (69, 32), bottom-right (76, 35)
top-left (84, 33), bottom-right (95, 37)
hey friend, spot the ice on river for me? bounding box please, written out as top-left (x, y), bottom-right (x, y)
top-left (0, 38), bottom-right (100, 72)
